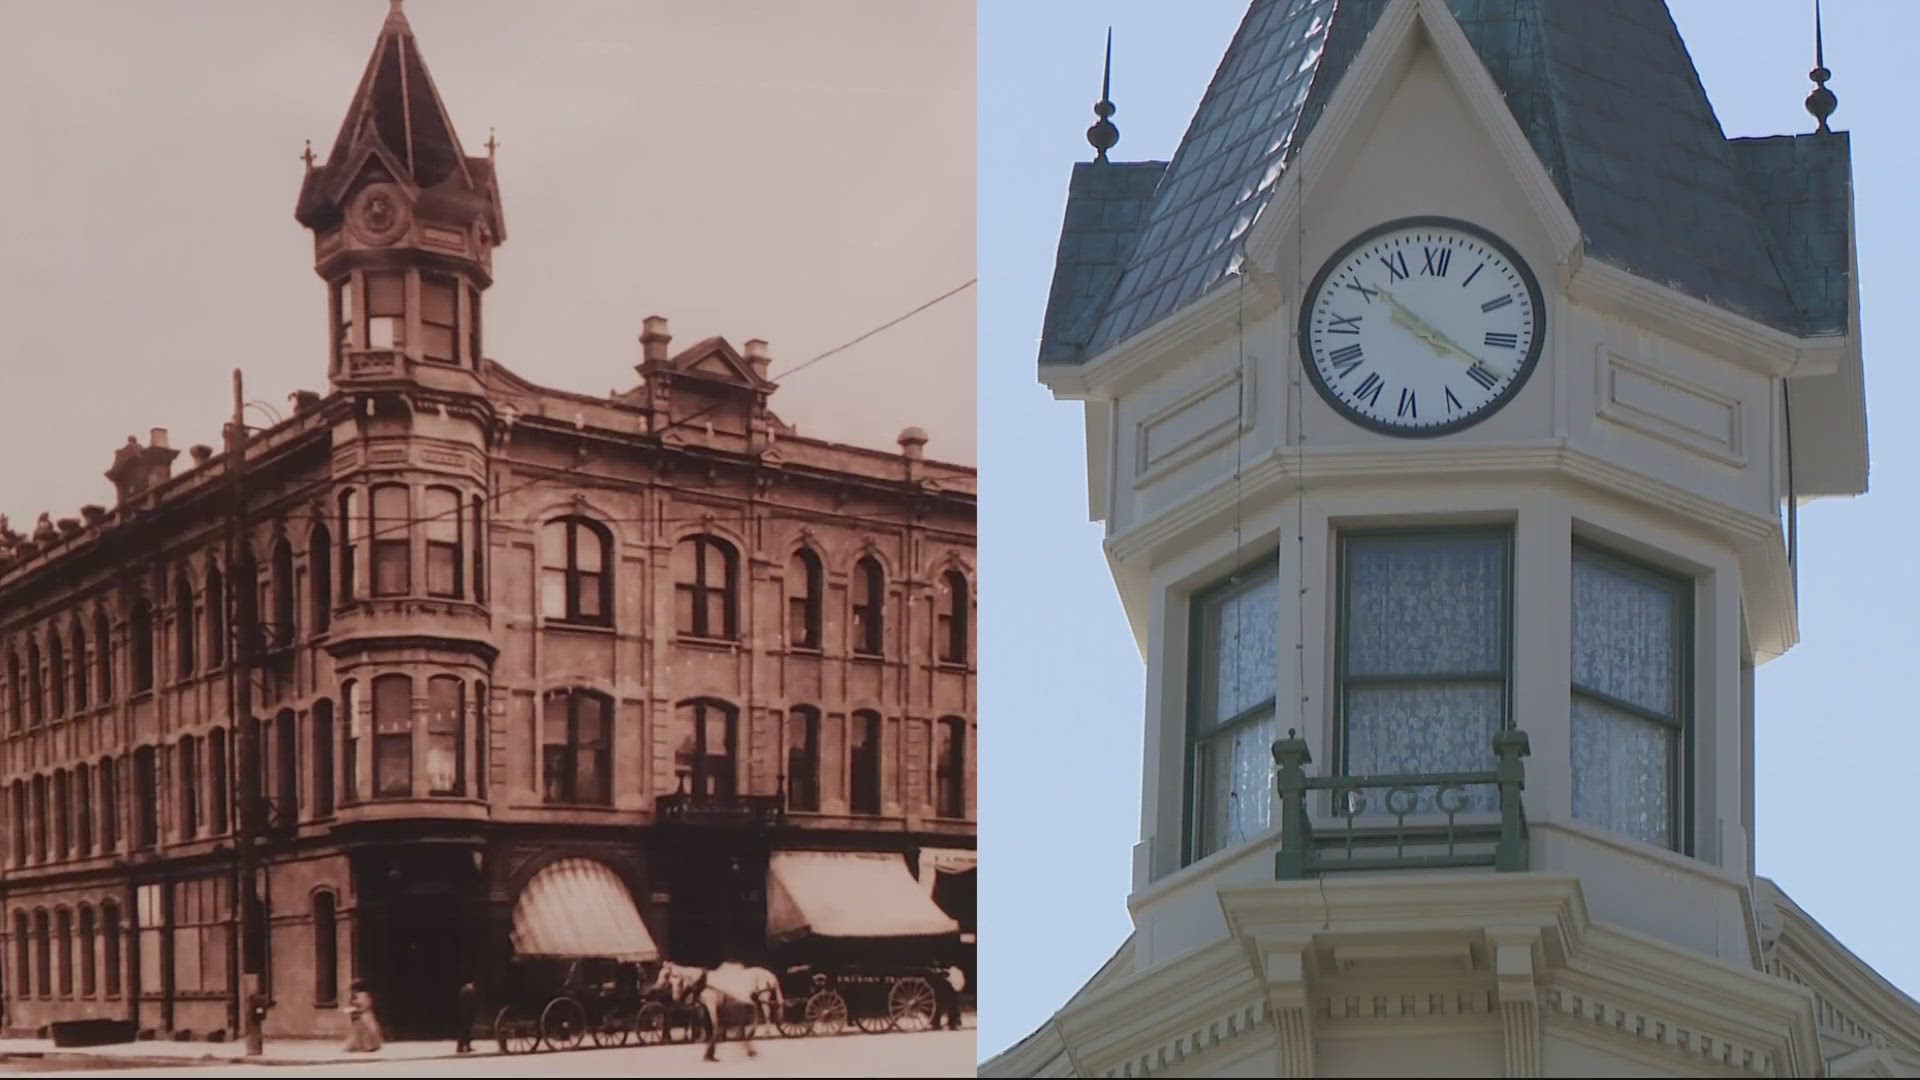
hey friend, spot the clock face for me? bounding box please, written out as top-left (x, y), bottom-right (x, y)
top-left (1299, 218), bottom-right (1544, 437)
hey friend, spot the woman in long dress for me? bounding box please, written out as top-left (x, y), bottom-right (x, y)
top-left (343, 979), bottom-right (384, 1052)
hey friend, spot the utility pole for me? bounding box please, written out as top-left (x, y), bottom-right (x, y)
top-left (226, 369), bottom-right (265, 1057)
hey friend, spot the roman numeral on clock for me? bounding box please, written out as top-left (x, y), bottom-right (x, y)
top-left (1466, 363), bottom-right (1499, 391)
top-left (1380, 251), bottom-right (1409, 281)
top-left (1327, 343), bottom-right (1364, 376)
top-left (1397, 388), bottom-right (1417, 418)
top-left (1445, 386), bottom-right (1465, 413)
top-left (1326, 313), bottom-right (1362, 334)
top-left (1481, 294), bottom-right (1514, 313)
top-left (1484, 331), bottom-right (1518, 349)
top-left (1343, 282), bottom-right (1379, 302)
top-left (1461, 264), bottom-right (1484, 287)
top-left (1354, 372), bottom-right (1384, 407)
top-left (1421, 246), bottom-right (1450, 277)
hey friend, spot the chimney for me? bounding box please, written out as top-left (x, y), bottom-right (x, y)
top-left (190, 445), bottom-right (214, 466)
top-left (640, 316), bottom-right (672, 366)
top-left (898, 426), bottom-right (928, 461)
top-left (744, 338), bottom-right (771, 381)
top-left (150, 427), bottom-right (168, 449)
top-left (144, 428), bottom-right (179, 490)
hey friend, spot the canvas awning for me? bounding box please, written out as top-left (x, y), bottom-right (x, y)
top-left (510, 858), bottom-right (660, 963)
top-left (918, 848), bottom-right (978, 894)
top-left (768, 851), bottom-right (961, 943)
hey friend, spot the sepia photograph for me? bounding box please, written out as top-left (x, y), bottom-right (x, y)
top-left (981, 0), bottom-right (1920, 1076)
top-left (0, 1), bottom-right (974, 1076)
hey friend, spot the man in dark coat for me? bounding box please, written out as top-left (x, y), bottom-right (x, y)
top-left (454, 981), bottom-right (478, 1054)
top-left (932, 964), bottom-right (965, 1032)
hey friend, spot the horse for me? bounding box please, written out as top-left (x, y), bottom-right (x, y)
top-left (653, 961), bottom-right (783, 1062)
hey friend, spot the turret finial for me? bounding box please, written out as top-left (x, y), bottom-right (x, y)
top-left (486, 127), bottom-right (499, 159)
top-left (301, 139), bottom-right (316, 171)
top-left (1087, 28), bottom-right (1119, 162)
top-left (1806, 0), bottom-right (1838, 133)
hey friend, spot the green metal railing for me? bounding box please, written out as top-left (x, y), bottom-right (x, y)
top-left (1273, 729), bottom-right (1531, 879)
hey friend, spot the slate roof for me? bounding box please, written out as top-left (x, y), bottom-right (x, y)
top-left (1039, 0), bottom-right (1853, 367)
top-left (1039, 162), bottom-right (1167, 364)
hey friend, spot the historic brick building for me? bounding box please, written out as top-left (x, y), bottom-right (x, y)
top-left (0, 4), bottom-right (974, 1042)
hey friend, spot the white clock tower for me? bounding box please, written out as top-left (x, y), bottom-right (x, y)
top-left (988, 0), bottom-right (1920, 1076)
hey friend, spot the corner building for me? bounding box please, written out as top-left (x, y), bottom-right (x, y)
top-left (0, 5), bottom-right (975, 1042)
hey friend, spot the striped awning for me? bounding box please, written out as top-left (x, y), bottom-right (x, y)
top-left (510, 858), bottom-right (659, 963)
top-left (768, 850), bottom-right (961, 943)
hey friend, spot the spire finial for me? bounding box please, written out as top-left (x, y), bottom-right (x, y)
top-left (1087, 28), bottom-right (1119, 162)
top-left (486, 127), bottom-right (499, 159)
top-left (1806, 0), bottom-right (1837, 133)
top-left (301, 139), bottom-right (316, 171)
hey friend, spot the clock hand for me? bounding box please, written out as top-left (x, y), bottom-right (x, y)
top-left (1378, 287), bottom-right (1506, 374)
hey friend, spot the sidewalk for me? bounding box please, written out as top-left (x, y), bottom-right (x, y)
top-left (0, 1037), bottom-right (475, 1070)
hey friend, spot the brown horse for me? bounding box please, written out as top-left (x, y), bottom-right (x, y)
top-left (654, 961), bottom-right (780, 1062)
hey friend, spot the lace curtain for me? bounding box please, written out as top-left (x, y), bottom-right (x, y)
top-left (1190, 568), bottom-right (1280, 860)
top-left (1570, 553), bottom-right (1682, 848)
top-left (1342, 534), bottom-right (1507, 813)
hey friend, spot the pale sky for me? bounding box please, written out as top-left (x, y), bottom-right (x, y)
top-left (0, 0), bottom-right (975, 532)
top-left (981, 0), bottom-right (1920, 1061)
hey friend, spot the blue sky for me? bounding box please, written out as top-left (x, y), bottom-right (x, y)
top-left (979, 0), bottom-right (1920, 1060)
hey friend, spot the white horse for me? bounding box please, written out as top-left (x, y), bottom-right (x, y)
top-left (654, 961), bottom-right (783, 1062)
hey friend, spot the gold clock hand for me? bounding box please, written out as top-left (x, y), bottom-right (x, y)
top-left (1378, 287), bottom-right (1506, 375)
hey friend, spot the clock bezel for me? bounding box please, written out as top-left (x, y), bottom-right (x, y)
top-left (1297, 215), bottom-right (1546, 439)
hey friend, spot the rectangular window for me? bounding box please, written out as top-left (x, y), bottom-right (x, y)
top-left (936, 717), bottom-right (967, 818)
top-left (786, 707), bottom-right (820, 811)
top-left (466, 285), bottom-right (482, 367)
top-left (209, 733), bottom-right (228, 834)
top-left (32, 776), bottom-right (48, 862)
top-left (367, 273), bottom-right (404, 350)
top-left (371, 486), bottom-right (410, 596)
top-left (275, 711), bottom-right (298, 828)
top-left (372, 675), bottom-right (412, 799)
top-left (1337, 530), bottom-right (1510, 813)
top-left (335, 278), bottom-right (355, 361)
top-left (100, 765), bottom-right (118, 852)
top-left (1571, 546), bottom-right (1690, 851)
top-left (426, 677), bottom-right (464, 796)
top-left (849, 711), bottom-right (881, 814)
top-left (313, 702), bottom-right (335, 818)
top-left (53, 772), bottom-right (70, 859)
top-left (338, 490), bottom-right (358, 602)
top-left (179, 738), bottom-right (198, 840)
top-left (425, 488), bottom-right (463, 598)
top-left (421, 274), bottom-right (458, 363)
top-left (1187, 563), bottom-right (1280, 863)
top-left (133, 749), bottom-right (158, 850)
top-left (542, 692), bottom-right (611, 805)
top-left (9, 784), bottom-right (24, 866)
top-left (74, 768), bottom-right (91, 857)
top-left (471, 496), bottom-right (486, 604)
top-left (341, 682), bottom-right (359, 804)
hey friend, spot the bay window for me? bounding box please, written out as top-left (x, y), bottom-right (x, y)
top-left (1187, 561), bottom-right (1279, 863)
top-left (427, 676), bottom-right (464, 795)
top-left (421, 273), bottom-right (459, 364)
top-left (372, 674), bottom-right (412, 798)
top-left (425, 487), bottom-right (463, 598)
top-left (1570, 546), bottom-right (1690, 851)
top-left (367, 273), bottom-right (404, 351)
top-left (370, 486), bottom-right (410, 596)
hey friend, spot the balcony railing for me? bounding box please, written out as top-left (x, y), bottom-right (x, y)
top-left (654, 778), bottom-right (787, 828)
top-left (1273, 728), bottom-right (1530, 879)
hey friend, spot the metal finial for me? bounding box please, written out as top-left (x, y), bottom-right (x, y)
top-left (301, 140), bottom-right (316, 171)
top-left (1806, 0), bottom-right (1837, 133)
top-left (1087, 28), bottom-right (1119, 162)
top-left (486, 128), bottom-right (499, 158)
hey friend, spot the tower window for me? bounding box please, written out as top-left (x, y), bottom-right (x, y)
top-left (426, 676), bottom-right (464, 796)
top-left (334, 278), bottom-right (355, 362)
top-left (1187, 562), bottom-right (1280, 863)
top-left (367, 273), bottom-right (405, 350)
top-left (425, 487), bottom-right (463, 598)
top-left (467, 284), bottom-right (483, 367)
top-left (370, 485), bottom-right (411, 596)
top-left (372, 674), bottom-right (412, 799)
top-left (422, 274), bottom-right (458, 364)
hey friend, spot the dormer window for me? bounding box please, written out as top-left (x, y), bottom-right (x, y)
top-left (367, 274), bottom-right (405, 351)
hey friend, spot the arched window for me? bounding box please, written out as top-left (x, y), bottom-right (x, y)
top-left (55, 908), bottom-right (72, 997)
top-left (98, 758), bottom-right (119, 853)
top-left (6, 649), bottom-right (20, 730)
top-left (539, 516), bottom-right (611, 625)
top-left (74, 763), bottom-right (92, 858)
top-left (674, 535), bottom-right (738, 640)
top-left (425, 487), bottom-right (463, 598)
top-left (788, 549), bottom-right (823, 650)
top-left (786, 705), bottom-right (821, 811)
top-left (272, 534), bottom-right (297, 646)
top-left (370, 485), bottom-right (411, 596)
top-left (372, 674), bottom-right (412, 798)
top-left (310, 525), bottom-right (333, 634)
top-left (33, 909), bottom-right (50, 999)
top-left (70, 620), bottom-right (88, 712)
top-left (27, 641), bottom-right (44, 723)
top-left (13, 911), bottom-right (29, 998)
top-left (341, 681), bottom-right (359, 804)
top-left (94, 612), bottom-right (113, 702)
top-left (132, 748), bottom-right (159, 849)
top-left (850, 709), bottom-right (882, 814)
top-left (313, 890), bottom-right (339, 1005)
top-left (31, 775), bottom-right (48, 862)
top-left (337, 489), bottom-right (359, 602)
top-left (939, 570), bottom-right (970, 664)
top-left (674, 698), bottom-right (737, 798)
top-left (178, 735), bottom-right (199, 839)
top-left (205, 564), bottom-right (226, 667)
top-left (937, 716), bottom-right (968, 818)
top-left (312, 699), bottom-right (335, 818)
top-left (853, 557), bottom-right (885, 657)
top-left (209, 729), bottom-right (229, 833)
top-left (100, 900), bottom-right (122, 997)
top-left (78, 905), bottom-right (96, 997)
top-left (175, 565), bottom-right (197, 678)
top-left (540, 689), bottom-right (611, 805)
top-left (48, 635), bottom-right (66, 718)
top-left (8, 781), bottom-right (23, 867)
top-left (52, 770), bottom-right (69, 859)
top-left (130, 594), bottom-right (154, 693)
top-left (427, 676), bottom-right (464, 795)
top-left (276, 709), bottom-right (298, 825)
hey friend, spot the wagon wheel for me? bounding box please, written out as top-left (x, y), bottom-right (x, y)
top-left (494, 1004), bottom-right (540, 1054)
top-left (854, 1007), bottom-right (894, 1034)
top-left (591, 1002), bottom-right (633, 1048)
top-left (541, 995), bottom-right (587, 1051)
top-left (777, 997), bottom-right (811, 1038)
top-left (889, 976), bottom-right (938, 1032)
top-left (805, 989), bottom-right (848, 1036)
top-left (633, 1002), bottom-right (668, 1045)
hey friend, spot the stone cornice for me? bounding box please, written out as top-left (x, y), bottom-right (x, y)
top-left (1039, 277), bottom-right (1267, 403)
top-left (1761, 880), bottom-right (1920, 1057)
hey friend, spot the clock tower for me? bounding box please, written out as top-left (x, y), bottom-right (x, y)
top-left (990, 1), bottom-right (1909, 1076)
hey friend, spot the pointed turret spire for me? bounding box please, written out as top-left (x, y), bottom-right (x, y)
top-left (1087, 29), bottom-right (1119, 162)
top-left (1806, 0), bottom-right (1838, 133)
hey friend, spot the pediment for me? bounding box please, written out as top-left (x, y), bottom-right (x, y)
top-left (656, 336), bottom-right (769, 391)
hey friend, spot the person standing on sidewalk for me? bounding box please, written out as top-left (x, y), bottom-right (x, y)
top-left (454, 981), bottom-right (478, 1054)
top-left (343, 980), bottom-right (383, 1053)
top-left (932, 964), bottom-right (966, 1031)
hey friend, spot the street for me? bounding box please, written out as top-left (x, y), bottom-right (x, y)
top-left (10, 1028), bottom-right (975, 1078)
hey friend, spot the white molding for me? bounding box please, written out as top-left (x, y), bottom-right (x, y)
top-left (1544, 986), bottom-right (1774, 1075)
top-left (1594, 346), bottom-right (1747, 469)
top-left (1133, 368), bottom-right (1255, 489)
top-left (1040, 276), bottom-right (1272, 402)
